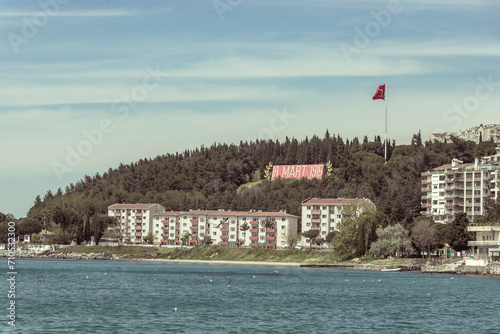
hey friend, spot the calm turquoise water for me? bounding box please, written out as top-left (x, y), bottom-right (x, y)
top-left (2, 259), bottom-right (499, 333)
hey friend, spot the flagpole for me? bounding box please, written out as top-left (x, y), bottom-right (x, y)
top-left (384, 83), bottom-right (387, 162)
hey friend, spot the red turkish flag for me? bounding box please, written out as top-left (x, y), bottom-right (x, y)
top-left (372, 84), bottom-right (385, 100)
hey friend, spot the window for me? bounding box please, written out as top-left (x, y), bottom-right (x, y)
top-left (183, 223), bottom-right (187, 227)
top-left (330, 227), bottom-right (335, 231)
top-left (170, 219), bottom-right (175, 223)
top-left (322, 206), bottom-right (327, 210)
top-left (330, 219), bottom-right (334, 223)
top-left (183, 216), bottom-right (187, 219)
top-left (322, 231), bottom-right (326, 235)
top-left (307, 214), bottom-right (311, 218)
top-left (231, 220), bottom-right (236, 224)
top-left (433, 200), bottom-right (438, 205)
top-left (200, 226), bottom-right (205, 230)
top-left (474, 190), bottom-right (481, 195)
top-left (242, 217), bottom-right (247, 221)
top-left (307, 206), bottom-right (311, 210)
top-left (156, 224), bottom-right (159, 227)
top-left (213, 232), bottom-right (217, 236)
top-left (474, 181), bottom-right (480, 186)
top-left (281, 225), bottom-right (286, 230)
top-left (169, 233), bottom-right (174, 237)
top-left (281, 218), bottom-right (285, 221)
top-left (260, 236), bottom-right (264, 240)
top-left (200, 233), bottom-right (204, 237)
top-left (155, 231), bottom-right (159, 234)
top-left (322, 223), bottom-right (326, 226)
top-left (170, 226), bottom-right (174, 230)
top-left (439, 192), bottom-right (445, 196)
top-left (337, 215), bottom-right (341, 219)
top-left (230, 227), bottom-right (236, 231)
top-left (306, 222), bottom-right (311, 227)
top-left (260, 228), bottom-right (265, 232)
top-left (155, 217), bottom-right (159, 220)
top-left (322, 215), bottom-right (326, 218)
top-left (200, 218), bottom-right (205, 222)
top-left (230, 234), bottom-right (235, 239)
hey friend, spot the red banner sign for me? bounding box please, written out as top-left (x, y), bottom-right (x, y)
top-left (271, 164), bottom-right (324, 180)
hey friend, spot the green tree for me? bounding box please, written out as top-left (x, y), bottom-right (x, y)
top-left (204, 235), bottom-right (214, 245)
top-left (17, 218), bottom-right (43, 236)
top-left (239, 221), bottom-right (250, 244)
top-left (369, 224), bottom-right (414, 258)
top-left (302, 229), bottom-right (319, 249)
top-left (181, 231), bottom-right (192, 248)
top-left (144, 232), bottom-right (154, 245)
top-left (448, 212), bottom-right (471, 252)
top-left (331, 201), bottom-right (378, 257)
top-left (412, 217), bottom-right (438, 259)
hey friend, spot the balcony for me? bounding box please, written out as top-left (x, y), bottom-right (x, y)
top-left (219, 241), bottom-right (229, 246)
top-left (220, 227), bottom-right (229, 231)
top-left (266, 236), bottom-right (276, 240)
top-left (249, 243), bottom-right (259, 247)
top-left (250, 236), bottom-right (258, 240)
top-left (266, 228), bottom-right (276, 233)
top-left (161, 239), bottom-right (168, 243)
top-left (250, 220), bottom-right (259, 224)
top-left (421, 188), bottom-right (431, 192)
top-left (114, 212), bottom-right (121, 217)
top-left (161, 219), bottom-right (169, 223)
top-left (190, 219), bottom-right (198, 223)
top-left (135, 219), bottom-right (142, 223)
top-left (266, 243), bottom-right (276, 248)
top-left (249, 228), bottom-right (259, 232)
top-left (311, 209), bottom-right (321, 215)
top-left (221, 235), bottom-right (229, 239)
top-left (135, 232), bottom-right (142, 236)
top-left (135, 226), bottom-right (142, 231)
top-left (189, 239), bottom-right (198, 244)
top-left (190, 226), bottom-right (198, 230)
top-left (311, 218), bottom-right (321, 223)
top-left (468, 241), bottom-right (500, 247)
top-left (135, 212), bottom-right (143, 217)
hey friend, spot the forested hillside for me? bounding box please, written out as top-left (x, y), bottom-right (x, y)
top-left (27, 131), bottom-right (496, 225)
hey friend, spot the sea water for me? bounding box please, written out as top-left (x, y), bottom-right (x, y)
top-left (1, 259), bottom-right (499, 333)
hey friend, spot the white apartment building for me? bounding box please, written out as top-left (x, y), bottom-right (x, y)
top-left (153, 209), bottom-right (299, 249)
top-left (421, 158), bottom-right (499, 223)
top-left (300, 198), bottom-right (375, 244)
top-left (107, 203), bottom-right (165, 244)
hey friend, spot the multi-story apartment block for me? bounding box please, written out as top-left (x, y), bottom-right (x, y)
top-left (152, 209), bottom-right (299, 249)
top-left (300, 198), bottom-right (375, 244)
top-left (107, 203), bottom-right (165, 244)
top-left (420, 158), bottom-right (499, 223)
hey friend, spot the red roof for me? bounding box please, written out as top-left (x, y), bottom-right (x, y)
top-left (302, 198), bottom-right (366, 205)
top-left (108, 203), bottom-right (158, 210)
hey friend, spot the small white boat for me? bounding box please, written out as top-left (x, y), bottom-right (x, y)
top-left (380, 267), bottom-right (401, 272)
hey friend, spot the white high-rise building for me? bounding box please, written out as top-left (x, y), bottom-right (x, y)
top-left (421, 158), bottom-right (499, 223)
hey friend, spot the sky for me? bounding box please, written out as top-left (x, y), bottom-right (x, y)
top-left (1, 0), bottom-right (499, 218)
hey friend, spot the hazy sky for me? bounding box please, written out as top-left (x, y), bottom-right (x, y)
top-left (1, 0), bottom-right (499, 218)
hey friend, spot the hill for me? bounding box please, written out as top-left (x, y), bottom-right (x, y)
top-left (24, 131), bottom-right (496, 232)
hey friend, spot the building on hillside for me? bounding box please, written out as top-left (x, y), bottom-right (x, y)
top-left (428, 133), bottom-right (453, 143)
top-left (153, 209), bottom-right (299, 249)
top-left (428, 124), bottom-right (500, 144)
top-left (420, 158), bottom-right (499, 224)
top-left (467, 223), bottom-right (500, 260)
top-left (300, 198), bottom-right (376, 246)
top-left (107, 203), bottom-right (165, 244)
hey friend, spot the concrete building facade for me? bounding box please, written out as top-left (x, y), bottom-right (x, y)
top-left (107, 203), bottom-right (165, 244)
top-left (421, 158), bottom-right (499, 223)
top-left (300, 198), bottom-right (375, 245)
